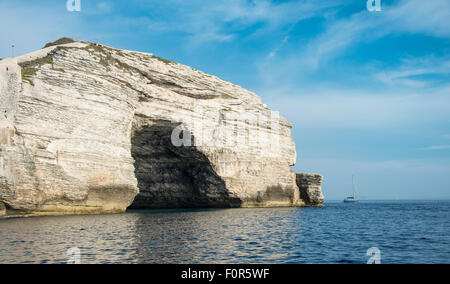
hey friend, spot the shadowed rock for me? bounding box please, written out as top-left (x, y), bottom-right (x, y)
top-left (0, 201), bottom-right (5, 216)
top-left (130, 120), bottom-right (241, 209)
top-left (296, 173), bottom-right (324, 206)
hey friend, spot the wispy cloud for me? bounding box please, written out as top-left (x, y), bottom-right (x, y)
top-left (138, 0), bottom-right (343, 45)
top-left (268, 36), bottom-right (289, 58)
top-left (255, 0), bottom-right (450, 102)
top-left (301, 0), bottom-right (450, 69)
top-left (373, 56), bottom-right (450, 88)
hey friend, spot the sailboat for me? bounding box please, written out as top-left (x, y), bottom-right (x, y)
top-left (344, 175), bottom-right (360, 203)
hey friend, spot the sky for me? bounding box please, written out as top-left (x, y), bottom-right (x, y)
top-left (1, 0), bottom-right (449, 200)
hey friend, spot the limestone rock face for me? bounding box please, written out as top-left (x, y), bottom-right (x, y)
top-left (296, 174), bottom-right (324, 206)
top-left (0, 201), bottom-right (5, 216)
top-left (0, 38), bottom-right (301, 215)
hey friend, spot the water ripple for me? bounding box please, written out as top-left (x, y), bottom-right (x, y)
top-left (0, 201), bottom-right (449, 264)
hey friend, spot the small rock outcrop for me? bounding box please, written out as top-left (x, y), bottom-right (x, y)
top-left (0, 38), bottom-right (304, 216)
top-left (296, 174), bottom-right (324, 206)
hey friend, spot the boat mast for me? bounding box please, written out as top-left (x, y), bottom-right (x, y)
top-left (352, 175), bottom-right (355, 199)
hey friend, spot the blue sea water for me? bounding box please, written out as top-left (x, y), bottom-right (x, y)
top-left (0, 201), bottom-right (449, 264)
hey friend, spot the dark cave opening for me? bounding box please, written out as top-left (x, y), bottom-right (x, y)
top-left (129, 119), bottom-right (241, 209)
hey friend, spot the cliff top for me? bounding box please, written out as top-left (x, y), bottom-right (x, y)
top-left (13, 37), bottom-right (290, 122)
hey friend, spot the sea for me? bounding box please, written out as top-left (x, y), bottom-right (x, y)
top-left (0, 200), bottom-right (448, 264)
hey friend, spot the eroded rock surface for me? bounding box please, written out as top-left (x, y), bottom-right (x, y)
top-left (296, 173), bottom-right (324, 206)
top-left (0, 201), bottom-right (5, 216)
top-left (0, 38), bottom-right (302, 215)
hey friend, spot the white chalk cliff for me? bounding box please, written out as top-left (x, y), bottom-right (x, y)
top-left (0, 38), bottom-right (316, 216)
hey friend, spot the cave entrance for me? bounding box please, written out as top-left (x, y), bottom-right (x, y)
top-left (129, 119), bottom-right (241, 209)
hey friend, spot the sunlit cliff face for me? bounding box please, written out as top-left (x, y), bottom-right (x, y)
top-left (0, 39), bottom-right (311, 216)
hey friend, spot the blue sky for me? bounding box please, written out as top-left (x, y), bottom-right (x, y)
top-left (1, 0), bottom-right (449, 199)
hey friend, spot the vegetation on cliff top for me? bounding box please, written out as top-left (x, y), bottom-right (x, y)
top-left (151, 55), bottom-right (173, 64)
top-left (43, 37), bottom-right (77, 48)
top-left (19, 38), bottom-right (175, 87)
top-left (82, 43), bottom-right (136, 73)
